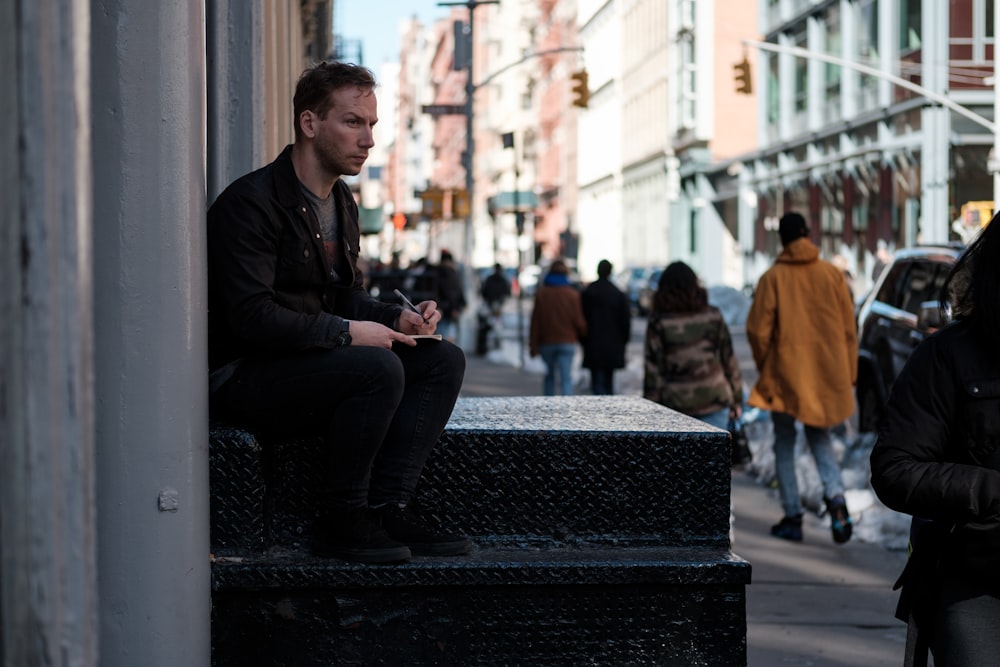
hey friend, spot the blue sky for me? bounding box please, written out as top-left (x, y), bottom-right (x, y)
top-left (336, 0), bottom-right (451, 67)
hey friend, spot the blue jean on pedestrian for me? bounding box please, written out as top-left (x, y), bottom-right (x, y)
top-left (539, 343), bottom-right (576, 395)
top-left (771, 411), bottom-right (846, 518)
top-left (213, 341), bottom-right (465, 509)
top-left (697, 406), bottom-right (731, 431)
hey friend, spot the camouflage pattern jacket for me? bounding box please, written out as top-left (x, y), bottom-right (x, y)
top-left (643, 306), bottom-right (743, 417)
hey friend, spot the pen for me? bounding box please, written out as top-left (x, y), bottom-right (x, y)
top-left (394, 289), bottom-right (429, 323)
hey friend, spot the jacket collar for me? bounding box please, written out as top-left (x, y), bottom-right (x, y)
top-left (272, 145), bottom-right (304, 208)
top-left (271, 143), bottom-right (352, 213)
top-left (776, 237), bottom-right (820, 265)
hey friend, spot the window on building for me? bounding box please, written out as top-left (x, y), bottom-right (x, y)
top-left (680, 0), bottom-right (695, 30)
top-left (689, 207), bottom-right (698, 254)
top-left (820, 180), bottom-right (844, 257)
top-left (826, 5), bottom-right (842, 121)
top-left (678, 33), bottom-right (697, 130)
top-left (521, 78), bottom-right (534, 111)
top-left (767, 56), bottom-right (781, 125)
top-left (900, 0), bottom-right (921, 53)
top-left (793, 27), bottom-right (808, 114)
top-left (948, 0), bottom-right (992, 76)
top-left (857, 0), bottom-right (879, 107)
top-left (767, 52), bottom-right (779, 127)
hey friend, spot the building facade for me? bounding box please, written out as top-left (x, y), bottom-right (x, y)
top-left (707, 0), bottom-right (995, 293)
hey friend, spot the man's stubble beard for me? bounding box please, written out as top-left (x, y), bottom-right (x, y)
top-left (313, 133), bottom-right (360, 181)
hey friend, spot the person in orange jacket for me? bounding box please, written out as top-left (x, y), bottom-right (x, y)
top-left (746, 211), bottom-right (858, 544)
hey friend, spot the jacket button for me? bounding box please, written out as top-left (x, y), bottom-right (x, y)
top-left (972, 385), bottom-right (980, 394)
top-left (316, 233), bottom-right (321, 239)
top-left (304, 249), bottom-right (310, 258)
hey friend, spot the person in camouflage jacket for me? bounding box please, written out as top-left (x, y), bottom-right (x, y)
top-left (643, 261), bottom-right (743, 430)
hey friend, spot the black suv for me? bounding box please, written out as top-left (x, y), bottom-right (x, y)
top-left (855, 245), bottom-right (962, 432)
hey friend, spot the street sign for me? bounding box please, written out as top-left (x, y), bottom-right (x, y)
top-left (421, 104), bottom-right (467, 116)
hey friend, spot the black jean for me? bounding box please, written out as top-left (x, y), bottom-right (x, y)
top-left (589, 367), bottom-right (615, 395)
top-left (930, 575), bottom-right (1000, 664)
top-left (214, 341), bottom-right (465, 509)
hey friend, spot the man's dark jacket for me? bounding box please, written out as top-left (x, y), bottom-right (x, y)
top-left (207, 145), bottom-right (401, 373)
top-left (580, 278), bottom-right (631, 370)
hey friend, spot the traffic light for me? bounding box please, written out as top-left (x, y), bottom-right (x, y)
top-left (733, 57), bottom-right (753, 95)
top-left (570, 69), bottom-right (589, 108)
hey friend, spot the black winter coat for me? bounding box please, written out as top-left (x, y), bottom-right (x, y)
top-left (870, 319), bottom-right (1000, 587)
top-left (580, 278), bottom-right (631, 370)
top-left (207, 145), bottom-right (402, 372)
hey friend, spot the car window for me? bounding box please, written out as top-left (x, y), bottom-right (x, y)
top-left (898, 261), bottom-right (933, 315)
top-left (928, 263), bottom-right (951, 311)
top-left (874, 260), bottom-right (908, 307)
top-left (899, 260), bottom-right (950, 316)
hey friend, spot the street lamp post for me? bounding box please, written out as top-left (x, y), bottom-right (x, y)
top-left (439, 0), bottom-right (499, 347)
top-left (432, 2), bottom-right (582, 350)
top-left (502, 131), bottom-right (526, 367)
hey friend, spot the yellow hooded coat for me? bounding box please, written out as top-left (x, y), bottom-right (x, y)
top-left (746, 238), bottom-right (858, 427)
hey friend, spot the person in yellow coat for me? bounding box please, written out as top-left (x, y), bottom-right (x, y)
top-left (746, 211), bottom-right (858, 544)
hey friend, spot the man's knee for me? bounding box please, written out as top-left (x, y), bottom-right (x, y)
top-left (366, 347), bottom-right (407, 385)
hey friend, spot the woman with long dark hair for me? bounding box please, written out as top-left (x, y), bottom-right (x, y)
top-left (871, 217), bottom-right (1000, 664)
top-left (643, 261), bottom-right (743, 430)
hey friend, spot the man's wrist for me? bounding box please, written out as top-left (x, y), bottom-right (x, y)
top-left (335, 319), bottom-right (352, 346)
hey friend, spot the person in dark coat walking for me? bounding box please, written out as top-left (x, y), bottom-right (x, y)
top-left (481, 263), bottom-right (511, 314)
top-left (434, 249), bottom-right (466, 342)
top-left (580, 259), bottom-right (631, 394)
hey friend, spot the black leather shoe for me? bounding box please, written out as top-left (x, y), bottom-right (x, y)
top-left (374, 504), bottom-right (472, 556)
top-left (316, 508), bottom-right (411, 563)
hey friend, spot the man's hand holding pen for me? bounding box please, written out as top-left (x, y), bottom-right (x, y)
top-left (394, 289), bottom-right (439, 336)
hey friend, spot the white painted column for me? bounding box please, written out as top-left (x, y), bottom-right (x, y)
top-left (1, 1), bottom-right (97, 665)
top-left (919, 0), bottom-right (951, 243)
top-left (90, 1), bottom-right (210, 665)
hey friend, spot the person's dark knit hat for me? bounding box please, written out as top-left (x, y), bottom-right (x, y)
top-left (549, 259), bottom-right (568, 275)
top-left (778, 212), bottom-right (809, 246)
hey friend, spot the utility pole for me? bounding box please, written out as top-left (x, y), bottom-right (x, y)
top-left (430, 2), bottom-right (584, 352)
top-left (439, 0), bottom-right (499, 346)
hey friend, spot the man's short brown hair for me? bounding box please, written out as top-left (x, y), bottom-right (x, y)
top-left (292, 61), bottom-right (376, 140)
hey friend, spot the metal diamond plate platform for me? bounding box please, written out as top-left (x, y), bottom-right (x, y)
top-left (209, 396), bottom-right (749, 666)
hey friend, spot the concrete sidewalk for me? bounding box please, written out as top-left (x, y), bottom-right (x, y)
top-left (457, 351), bottom-right (911, 666)
top-left (732, 469), bottom-right (908, 666)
